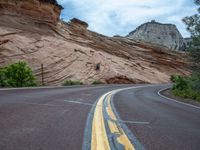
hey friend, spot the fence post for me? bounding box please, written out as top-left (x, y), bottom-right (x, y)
top-left (41, 64), bottom-right (44, 86)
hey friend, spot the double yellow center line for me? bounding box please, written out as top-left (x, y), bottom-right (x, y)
top-left (91, 89), bottom-right (136, 150)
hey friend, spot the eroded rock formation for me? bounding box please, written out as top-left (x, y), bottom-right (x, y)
top-left (0, 0), bottom-right (190, 85)
top-left (0, 0), bottom-right (62, 24)
top-left (69, 18), bottom-right (89, 29)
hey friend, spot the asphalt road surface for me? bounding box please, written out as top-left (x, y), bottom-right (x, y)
top-left (0, 84), bottom-right (200, 150)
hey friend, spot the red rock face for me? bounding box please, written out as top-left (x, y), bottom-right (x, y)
top-left (0, 0), bottom-right (61, 24)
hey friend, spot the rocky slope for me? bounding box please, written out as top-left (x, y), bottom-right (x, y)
top-left (127, 20), bottom-right (186, 51)
top-left (0, 0), bottom-right (62, 24)
top-left (0, 0), bottom-right (190, 85)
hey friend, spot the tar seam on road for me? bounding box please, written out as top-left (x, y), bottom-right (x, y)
top-left (10, 102), bottom-right (62, 107)
top-left (110, 91), bottom-right (145, 150)
top-left (118, 120), bottom-right (149, 125)
top-left (82, 98), bottom-right (99, 150)
top-left (158, 87), bottom-right (200, 110)
top-left (64, 100), bottom-right (94, 106)
top-left (82, 85), bottom-right (157, 150)
top-left (10, 100), bottom-right (94, 108)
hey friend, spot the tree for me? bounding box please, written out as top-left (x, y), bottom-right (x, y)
top-left (0, 68), bottom-right (8, 87)
top-left (183, 0), bottom-right (200, 77)
top-left (4, 61), bottom-right (37, 87)
top-left (171, 0), bottom-right (200, 101)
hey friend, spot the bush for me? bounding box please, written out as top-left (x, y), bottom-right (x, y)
top-left (0, 61), bottom-right (37, 87)
top-left (170, 75), bottom-right (179, 83)
top-left (172, 75), bottom-right (188, 90)
top-left (0, 68), bottom-right (8, 87)
top-left (63, 80), bottom-right (83, 86)
top-left (92, 80), bottom-right (103, 85)
top-left (171, 74), bottom-right (200, 102)
top-left (192, 76), bottom-right (200, 91)
top-left (173, 88), bottom-right (200, 102)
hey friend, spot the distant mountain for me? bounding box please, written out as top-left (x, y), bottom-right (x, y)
top-left (126, 20), bottom-right (189, 51)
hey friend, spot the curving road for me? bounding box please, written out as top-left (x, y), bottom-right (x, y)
top-left (0, 84), bottom-right (200, 150)
top-left (114, 85), bottom-right (200, 150)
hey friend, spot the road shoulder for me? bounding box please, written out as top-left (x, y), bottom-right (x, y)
top-left (160, 88), bottom-right (200, 108)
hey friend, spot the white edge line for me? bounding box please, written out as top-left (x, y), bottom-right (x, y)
top-left (0, 85), bottom-right (105, 91)
top-left (0, 84), bottom-right (135, 91)
top-left (0, 84), bottom-right (160, 91)
top-left (0, 86), bottom-right (68, 91)
top-left (158, 87), bottom-right (200, 110)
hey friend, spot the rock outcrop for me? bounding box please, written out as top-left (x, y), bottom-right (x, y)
top-left (0, 0), bottom-right (190, 85)
top-left (69, 18), bottom-right (89, 30)
top-left (127, 20), bottom-right (186, 51)
top-left (0, 0), bottom-right (62, 24)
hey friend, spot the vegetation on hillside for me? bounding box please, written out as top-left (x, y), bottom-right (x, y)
top-left (172, 0), bottom-right (200, 101)
top-left (92, 80), bottom-right (103, 85)
top-left (62, 80), bottom-right (83, 86)
top-left (171, 75), bottom-right (200, 101)
top-left (0, 61), bottom-right (37, 87)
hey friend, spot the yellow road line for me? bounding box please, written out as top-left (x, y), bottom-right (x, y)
top-left (91, 93), bottom-right (111, 150)
top-left (91, 89), bottom-right (136, 150)
top-left (106, 93), bottom-right (135, 150)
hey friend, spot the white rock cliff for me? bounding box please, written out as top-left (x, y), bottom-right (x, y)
top-left (127, 20), bottom-right (186, 51)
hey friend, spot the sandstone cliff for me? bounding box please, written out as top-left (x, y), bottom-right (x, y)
top-left (0, 0), bottom-right (62, 24)
top-left (127, 20), bottom-right (186, 51)
top-left (0, 0), bottom-right (190, 85)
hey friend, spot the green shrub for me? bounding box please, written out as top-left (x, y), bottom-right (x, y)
top-left (171, 74), bottom-right (200, 102)
top-left (172, 75), bottom-right (188, 91)
top-left (170, 75), bottom-right (179, 83)
top-left (92, 80), bottom-right (103, 85)
top-left (173, 88), bottom-right (200, 102)
top-left (192, 77), bottom-right (200, 91)
top-left (0, 61), bottom-right (37, 87)
top-left (0, 68), bottom-right (8, 87)
top-left (63, 80), bottom-right (83, 86)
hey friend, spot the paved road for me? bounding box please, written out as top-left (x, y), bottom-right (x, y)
top-left (0, 84), bottom-right (200, 150)
top-left (114, 85), bottom-right (200, 150)
top-left (0, 85), bottom-right (131, 150)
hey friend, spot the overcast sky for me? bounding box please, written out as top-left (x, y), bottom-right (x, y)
top-left (58, 0), bottom-right (197, 37)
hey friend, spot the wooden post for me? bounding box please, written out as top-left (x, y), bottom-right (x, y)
top-left (41, 64), bottom-right (44, 86)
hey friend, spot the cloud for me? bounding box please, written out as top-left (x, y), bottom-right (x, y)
top-left (58, 0), bottom-right (197, 37)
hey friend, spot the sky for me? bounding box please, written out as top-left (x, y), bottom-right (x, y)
top-left (58, 0), bottom-right (197, 37)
